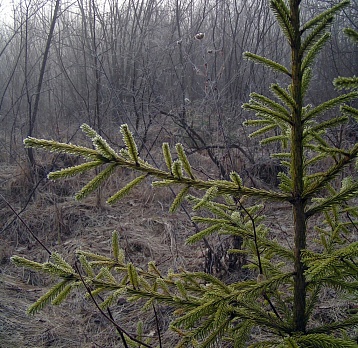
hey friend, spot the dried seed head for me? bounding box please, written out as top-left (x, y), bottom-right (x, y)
top-left (195, 32), bottom-right (205, 40)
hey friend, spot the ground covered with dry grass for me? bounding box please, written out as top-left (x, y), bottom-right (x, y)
top-left (0, 154), bottom-right (210, 347)
top-left (1, 146), bottom-right (356, 346)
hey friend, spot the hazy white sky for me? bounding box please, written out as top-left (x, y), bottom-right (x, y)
top-left (0, 0), bottom-right (13, 12)
top-left (0, 1), bottom-right (14, 22)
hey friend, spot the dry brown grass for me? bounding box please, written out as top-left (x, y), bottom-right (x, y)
top-left (0, 157), bottom-right (203, 347)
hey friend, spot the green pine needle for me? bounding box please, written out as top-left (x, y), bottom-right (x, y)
top-left (172, 160), bottom-right (183, 179)
top-left (334, 76), bottom-right (358, 91)
top-left (52, 283), bottom-right (73, 305)
top-left (193, 186), bottom-right (218, 211)
top-left (303, 91), bottom-right (358, 122)
top-left (249, 124), bottom-right (277, 138)
top-left (80, 123), bottom-right (99, 140)
top-left (260, 135), bottom-right (288, 145)
top-left (230, 172), bottom-right (243, 187)
top-left (176, 143), bottom-right (195, 179)
top-left (302, 68), bottom-right (313, 97)
top-left (270, 84), bottom-right (296, 109)
top-left (10, 256), bottom-right (45, 272)
top-left (301, 33), bottom-right (331, 72)
top-left (76, 250), bottom-right (113, 262)
top-left (107, 174), bottom-right (147, 204)
top-left (269, 0), bottom-right (294, 43)
top-left (300, 15), bottom-right (334, 57)
top-left (186, 224), bottom-right (222, 245)
top-left (78, 254), bottom-right (95, 278)
top-left (75, 163), bottom-right (117, 200)
top-left (27, 280), bottom-right (70, 315)
top-left (243, 52), bottom-right (291, 76)
top-left (23, 137), bottom-right (99, 160)
top-left (50, 252), bottom-right (75, 273)
top-left (120, 124), bottom-right (139, 164)
top-left (112, 230), bottom-right (120, 260)
top-left (162, 142), bottom-right (173, 172)
top-left (295, 333), bottom-right (357, 348)
top-left (247, 92), bottom-right (291, 119)
top-left (93, 136), bottom-right (119, 161)
top-left (170, 186), bottom-right (190, 213)
top-left (242, 102), bottom-right (291, 124)
top-left (127, 263), bottom-right (139, 289)
top-left (301, 0), bottom-right (350, 32)
top-left (48, 161), bottom-right (102, 180)
top-left (344, 27), bottom-right (358, 42)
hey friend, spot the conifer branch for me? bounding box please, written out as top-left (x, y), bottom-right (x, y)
top-left (81, 123), bottom-right (100, 140)
top-left (112, 231), bottom-right (122, 262)
top-left (308, 116), bottom-right (349, 134)
top-left (301, 68), bottom-right (312, 98)
top-left (48, 161), bottom-right (103, 180)
top-left (24, 125), bottom-right (290, 202)
top-left (186, 224), bottom-right (222, 245)
top-left (169, 186), bottom-right (190, 213)
top-left (243, 52), bottom-right (291, 77)
top-left (74, 262), bottom-right (148, 348)
top-left (334, 76), bottom-right (358, 91)
top-left (300, 16), bottom-right (334, 58)
top-left (242, 102), bottom-right (292, 124)
top-left (303, 92), bottom-right (358, 122)
top-left (230, 172), bottom-right (243, 188)
top-left (11, 255), bottom-right (46, 272)
top-left (172, 160), bottom-right (184, 179)
top-left (341, 104), bottom-right (358, 120)
top-left (304, 144), bottom-right (358, 203)
top-left (306, 316), bottom-right (358, 335)
top-left (343, 27), bottom-right (358, 42)
top-left (52, 283), bottom-right (74, 306)
top-left (295, 333), bottom-right (357, 348)
top-left (107, 174), bottom-right (148, 204)
top-left (301, 0), bottom-right (350, 33)
top-left (249, 125), bottom-right (278, 139)
top-left (301, 33), bottom-right (331, 72)
top-left (75, 163), bottom-right (118, 200)
top-left (27, 280), bottom-right (72, 315)
top-left (23, 137), bottom-right (99, 160)
top-left (176, 143), bottom-right (195, 179)
top-left (270, 84), bottom-right (296, 109)
top-left (248, 92), bottom-right (292, 119)
top-left (162, 142), bottom-right (173, 173)
top-left (93, 136), bottom-right (119, 161)
top-left (120, 124), bottom-right (139, 165)
top-left (269, 0), bottom-right (293, 43)
top-left (260, 135), bottom-right (288, 146)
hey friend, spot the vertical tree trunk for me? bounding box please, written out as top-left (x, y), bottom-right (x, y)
top-left (27, 0), bottom-right (61, 168)
top-left (91, 0), bottom-right (103, 207)
top-left (175, 0), bottom-right (187, 123)
top-left (290, 0), bottom-right (307, 333)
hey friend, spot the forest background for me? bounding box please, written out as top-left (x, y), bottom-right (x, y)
top-left (0, 0), bottom-right (357, 346)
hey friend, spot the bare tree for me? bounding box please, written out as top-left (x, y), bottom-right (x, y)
top-left (26, 0), bottom-right (61, 168)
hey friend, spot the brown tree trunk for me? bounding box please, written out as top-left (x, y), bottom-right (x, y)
top-left (290, 0), bottom-right (307, 333)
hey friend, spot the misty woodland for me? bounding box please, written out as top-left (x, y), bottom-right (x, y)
top-left (1, 0), bottom-right (358, 347)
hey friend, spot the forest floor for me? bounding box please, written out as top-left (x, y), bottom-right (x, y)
top-left (0, 158), bottom-right (211, 347)
top-left (0, 153), bottom-right (355, 347)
